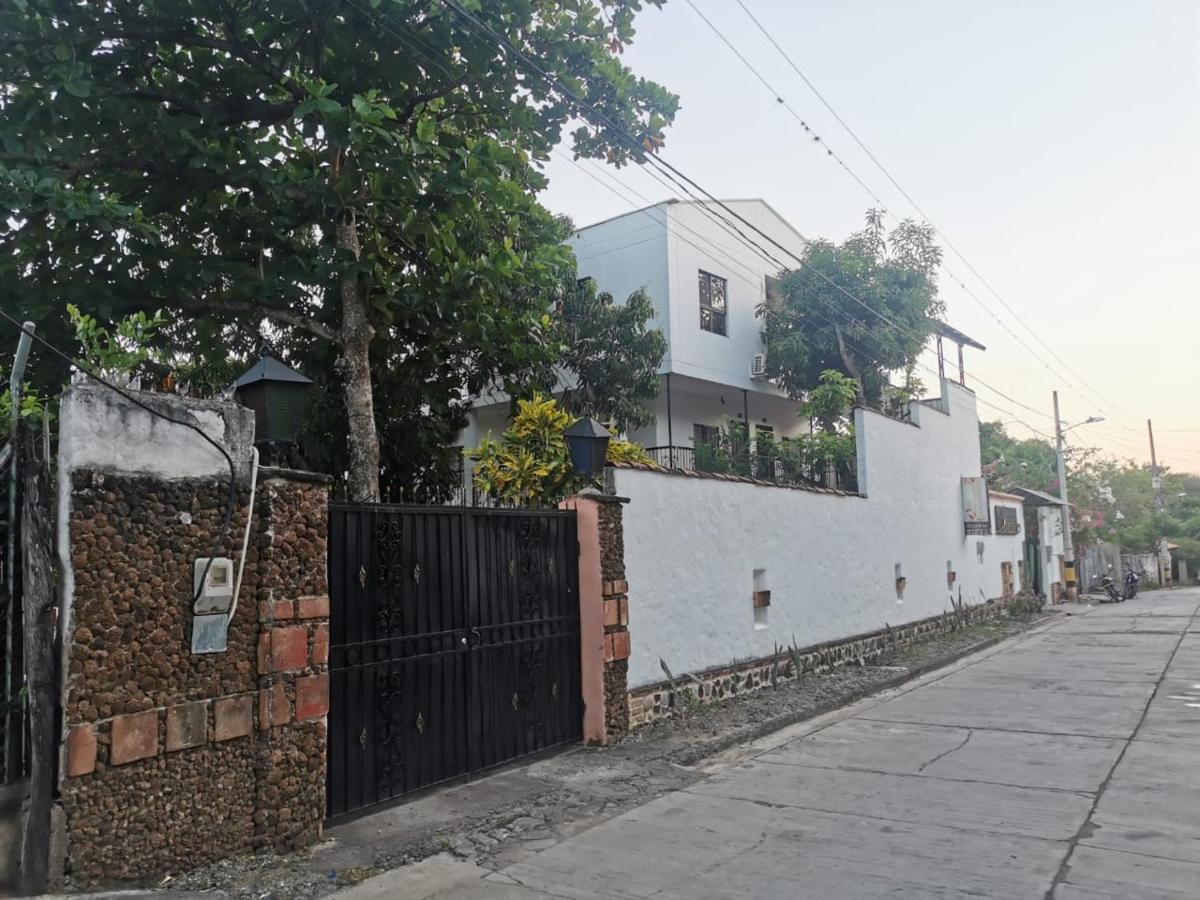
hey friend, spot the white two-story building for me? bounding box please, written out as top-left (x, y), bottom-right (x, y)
top-left (460, 198), bottom-right (813, 468)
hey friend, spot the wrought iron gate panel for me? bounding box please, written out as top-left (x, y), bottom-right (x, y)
top-left (327, 504), bottom-right (580, 819)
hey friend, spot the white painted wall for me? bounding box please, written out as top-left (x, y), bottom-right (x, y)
top-left (569, 204), bottom-right (672, 371)
top-left (615, 379), bottom-right (1011, 689)
top-left (1036, 506), bottom-right (1067, 597)
top-left (662, 200), bottom-right (805, 394)
top-left (978, 494), bottom-right (1026, 600)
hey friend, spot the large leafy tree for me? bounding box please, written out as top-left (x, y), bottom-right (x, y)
top-left (0, 0), bottom-right (677, 500)
top-left (549, 277), bottom-right (666, 432)
top-left (759, 210), bottom-right (944, 406)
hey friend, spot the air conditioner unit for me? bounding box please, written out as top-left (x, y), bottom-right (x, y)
top-left (750, 353), bottom-right (769, 380)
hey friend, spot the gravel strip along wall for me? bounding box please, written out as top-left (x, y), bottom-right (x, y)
top-left (55, 384), bottom-right (330, 886)
top-left (627, 597), bottom-right (1017, 728)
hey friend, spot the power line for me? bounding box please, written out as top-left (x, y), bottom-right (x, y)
top-left (730, 0), bottom-right (1140, 426)
top-left (363, 0), bottom-right (1074, 442)
top-left (0, 308), bottom-right (239, 603)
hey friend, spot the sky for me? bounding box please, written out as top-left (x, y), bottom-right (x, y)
top-left (536, 0), bottom-right (1200, 473)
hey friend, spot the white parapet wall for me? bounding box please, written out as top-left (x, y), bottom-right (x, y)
top-left (613, 379), bottom-right (1027, 690)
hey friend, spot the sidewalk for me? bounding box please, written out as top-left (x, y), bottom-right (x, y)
top-left (163, 607), bottom-right (1052, 898)
top-left (339, 589), bottom-right (1200, 898)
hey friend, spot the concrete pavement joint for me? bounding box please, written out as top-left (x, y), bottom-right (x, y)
top-left (1044, 601), bottom-right (1200, 899)
top-left (679, 787), bottom-right (1074, 844)
top-left (751, 757), bottom-right (1097, 798)
top-left (856, 716), bottom-right (1124, 742)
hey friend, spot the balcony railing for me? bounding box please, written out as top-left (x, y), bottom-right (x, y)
top-left (644, 445), bottom-right (858, 493)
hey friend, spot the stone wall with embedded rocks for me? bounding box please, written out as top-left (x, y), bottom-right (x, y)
top-left (597, 497), bottom-right (630, 738)
top-left (55, 385), bottom-right (330, 887)
top-left (628, 597), bottom-right (1015, 728)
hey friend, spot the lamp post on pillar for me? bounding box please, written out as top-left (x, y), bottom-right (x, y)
top-left (1053, 390), bottom-right (1103, 602)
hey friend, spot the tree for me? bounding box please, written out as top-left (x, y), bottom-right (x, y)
top-left (978, 420), bottom-right (1200, 574)
top-left (979, 420), bottom-right (1059, 494)
top-left (0, 1), bottom-right (678, 501)
top-left (759, 210), bottom-right (944, 406)
top-left (548, 277), bottom-right (666, 432)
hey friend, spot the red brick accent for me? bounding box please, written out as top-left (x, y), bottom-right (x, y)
top-left (259, 598), bottom-right (295, 621)
top-left (213, 695), bottom-right (253, 742)
top-left (602, 579), bottom-right (628, 597)
top-left (258, 682), bottom-right (290, 730)
top-left (297, 595), bottom-right (330, 620)
top-left (603, 598), bottom-right (629, 628)
top-left (269, 626), bottom-right (309, 672)
top-left (110, 710), bottom-right (159, 765)
top-left (295, 674), bottom-right (329, 721)
top-left (257, 632), bottom-right (270, 675)
top-left (65, 724), bottom-right (97, 777)
top-left (165, 700), bottom-right (209, 752)
top-left (312, 623), bottom-right (330, 667)
top-left (605, 631), bottom-right (631, 662)
top-left (752, 590), bottom-right (772, 609)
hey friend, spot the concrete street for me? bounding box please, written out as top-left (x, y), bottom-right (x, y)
top-left (341, 589), bottom-right (1200, 899)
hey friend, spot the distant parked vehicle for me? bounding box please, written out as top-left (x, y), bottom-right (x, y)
top-left (1100, 569), bottom-right (1125, 603)
top-left (1124, 569), bottom-right (1141, 600)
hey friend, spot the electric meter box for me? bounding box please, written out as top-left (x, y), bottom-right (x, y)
top-left (193, 557), bottom-right (235, 614)
top-left (191, 557), bottom-right (235, 654)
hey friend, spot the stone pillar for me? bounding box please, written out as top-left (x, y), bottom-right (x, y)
top-left (252, 470), bottom-right (330, 852)
top-left (565, 493), bottom-right (631, 745)
top-left (55, 384), bottom-right (329, 886)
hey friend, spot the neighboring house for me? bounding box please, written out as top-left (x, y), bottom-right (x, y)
top-left (987, 490), bottom-right (1026, 598)
top-left (459, 198), bottom-right (812, 470)
top-left (1010, 487), bottom-right (1069, 600)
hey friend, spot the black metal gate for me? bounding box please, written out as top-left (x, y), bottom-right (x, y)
top-left (326, 504), bottom-right (581, 819)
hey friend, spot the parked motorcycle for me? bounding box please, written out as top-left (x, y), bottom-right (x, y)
top-left (1124, 569), bottom-right (1141, 600)
top-left (1099, 570), bottom-right (1125, 603)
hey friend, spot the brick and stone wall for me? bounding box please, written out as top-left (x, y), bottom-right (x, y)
top-left (628, 598), bottom-right (1015, 728)
top-left (597, 498), bottom-right (630, 739)
top-left (54, 385), bottom-right (330, 887)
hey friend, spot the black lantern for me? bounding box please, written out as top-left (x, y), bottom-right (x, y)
top-left (564, 416), bottom-right (611, 477)
top-left (232, 355), bottom-right (314, 447)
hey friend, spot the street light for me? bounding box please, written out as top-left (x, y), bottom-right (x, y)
top-left (564, 416), bottom-right (611, 478)
top-left (1053, 396), bottom-right (1102, 602)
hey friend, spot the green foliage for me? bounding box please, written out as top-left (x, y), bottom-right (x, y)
top-left (67, 304), bottom-right (166, 380)
top-left (466, 394), bottom-right (648, 504)
top-left (799, 370), bottom-right (859, 433)
top-left (979, 420), bottom-right (1059, 495)
top-left (0, 0), bottom-right (678, 497)
top-left (0, 388), bottom-right (49, 434)
top-left (759, 210), bottom-right (944, 406)
top-left (980, 420), bottom-right (1200, 572)
top-left (545, 279), bottom-right (667, 432)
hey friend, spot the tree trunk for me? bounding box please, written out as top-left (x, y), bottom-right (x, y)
top-left (336, 212), bottom-right (380, 502)
top-left (19, 439), bottom-right (54, 896)
top-left (833, 324), bottom-right (867, 405)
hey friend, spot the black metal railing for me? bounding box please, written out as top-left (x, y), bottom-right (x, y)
top-left (645, 444), bottom-right (858, 493)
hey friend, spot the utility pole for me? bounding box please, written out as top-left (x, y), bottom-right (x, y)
top-left (1053, 391), bottom-right (1078, 601)
top-left (1148, 418), bottom-right (1168, 586)
top-left (1148, 418), bottom-right (1163, 512)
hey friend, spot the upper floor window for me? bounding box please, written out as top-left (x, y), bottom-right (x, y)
top-left (699, 270), bottom-right (727, 336)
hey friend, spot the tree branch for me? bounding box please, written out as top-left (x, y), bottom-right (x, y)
top-left (199, 298), bottom-right (339, 343)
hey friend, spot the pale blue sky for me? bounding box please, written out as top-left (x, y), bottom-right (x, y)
top-left (538, 0), bottom-right (1200, 471)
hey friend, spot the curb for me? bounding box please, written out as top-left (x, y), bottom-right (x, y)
top-left (673, 614), bottom-right (1061, 767)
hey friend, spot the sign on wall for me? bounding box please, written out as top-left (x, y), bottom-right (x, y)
top-left (962, 477), bottom-right (991, 535)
